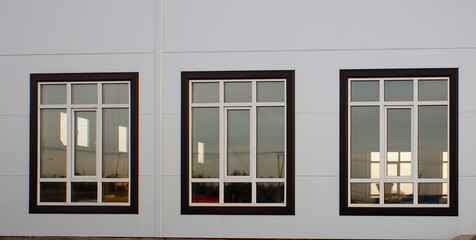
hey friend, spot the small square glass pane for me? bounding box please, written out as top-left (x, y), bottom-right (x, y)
top-left (192, 82), bottom-right (219, 103)
top-left (224, 183), bottom-right (251, 203)
top-left (257, 81), bottom-right (285, 102)
top-left (103, 182), bottom-right (129, 202)
top-left (351, 81), bottom-right (379, 102)
top-left (72, 84), bottom-right (97, 104)
top-left (40, 182), bottom-right (66, 202)
top-left (350, 183), bottom-right (379, 204)
top-left (419, 80), bottom-right (447, 101)
top-left (71, 182), bottom-right (97, 202)
top-left (257, 182), bottom-right (284, 203)
top-left (103, 83), bottom-right (129, 104)
top-left (225, 82), bottom-right (251, 102)
top-left (192, 182), bottom-right (219, 203)
top-left (384, 183), bottom-right (413, 204)
top-left (384, 80), bottom-right (413, 101)
top-left (41, 84), bottom-right (66, 104)
top-left (418, 183), bottom-right (448, 204)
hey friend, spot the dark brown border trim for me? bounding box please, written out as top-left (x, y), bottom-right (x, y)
top-left (181, 70), bottom-right (295, 215)
top-left (29, 72), bottom-right (139, 214)
top-left (339, 68), bottom-right (458, 216)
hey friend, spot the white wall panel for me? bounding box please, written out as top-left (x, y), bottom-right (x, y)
top-left (139, 114), bottom-right (156, 176)
top-left (458, 113), bottom-right (476, 177)
top-left (164, 0), bottom-right (476, 53)
top-left (0, 116), bottom-right (29, 176)
top-left (0, 0), bottom-right (155, 55)
top-left (162, 114), bottom-right (180, 177)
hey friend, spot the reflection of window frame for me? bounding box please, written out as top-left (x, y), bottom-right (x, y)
top-left (30, 73), bottom-right (138, 214)
top-left (181, 70), bottom-right (295, 215)
top-left (340, 68), bottom-right (458, 216)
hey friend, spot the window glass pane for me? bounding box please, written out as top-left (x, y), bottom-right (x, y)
top-left (103, 109), bottom-right (129, 178)
top-left (350, 183), bottom-right (379, 204)
top-left (386, 108), bottom-right (412, 177)
top-left (418, 106), bottom-right (447, 178)
top-left (384, 183), bottom-right (413, 204)
top-left (384, 80), bottom-right (413, 101)
top-left (41, 84), bottom-right (66, 104)
top-left (192, 108), bottom-right (219, 178)
top-left (257, 182), bottom-right (284, 203)
top-left (227, 109), bottom-right (250, 176)
top-left (192, 82), bottom-right (219, 103)
top-left (419, 80), bottom-right (447, 101)
top-left (40, 182), bottom-right (66, 202)
top-left (72, 84), bottom-right (97, 104)
top-left (224, 183), bottom-right (251, 203)
top-left (102, 182), bottom-right (129, 202)
top-left (257, 81), bottom-right (285, 102)
top-left (74, 111), bottom-right (96, 176)
top-left (351, 107), bottom-right (379, 178)
top-left (351, 81), bottom-right (379, 102)
top-left (257, 107), bottom-right (285, 178)
top-left (40, 109), bottom-right (67, 178)
top-left (192, 182), bottom-right (219, 203)
top-left (71, 182), bottom-right (97, 202)
top-left (418, 183), bottom-right (448, 204)
top-left (225, 82), bottom-right (251, 102)
top-left (102, 83), bottom-right (129, 104)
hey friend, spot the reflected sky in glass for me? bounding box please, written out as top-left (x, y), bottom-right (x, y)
top-left (351, 107), bottom-right (379, 178)
top-left (385, 80), bottom-right (413, 101)
top-left (40, 109), bottom-right (67, 178)
top-left (227, 109), bottom-right (250, 176)
top-left (225, 82), bottom-right (251, 102)
top-left (386, 108), bottom-right (412, 177)
top-left (192, 108), bottom-right (219, 178)
top-left (351, 81), bottom-right (379, 102)
top-left (103, 109), bottom-right (129, 178)
top-left (257, 81), bottom-right (285, 102)
top-left (418, 106), bottom-right (447, 178)
top-left (419, 80), bottom-right (447, 101)
top-left (192, 82), bottom-right (219, 103)
top-left (257, 107), bottom-right (285, 178)
top-left (72, 84), bottom-right (97, 104)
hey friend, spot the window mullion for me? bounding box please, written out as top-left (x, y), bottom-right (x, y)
top-left (219, 81), bottom-right (225, 204)
top-left (250, 80), bottom-right (257, 204)
top-left (97, 83), bottom-right (103, 203)
top-left (413, 79), bottom-right (419, 204)
top-left (66, 83), bottom-right (72, 204)
top-left (379, 79), bottom-right (385, 205)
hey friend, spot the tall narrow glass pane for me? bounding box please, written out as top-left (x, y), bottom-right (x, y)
top-left (419, 106), bottom-right (448, 178)
top-left (74, 111), bottom-right (96, 176)
top-left (257, 81), bottom-right (285, 102)
top-left (103, 109), bottom-right (129, 178)
top-left (225, 82), bottom-right (251, 102)
top-left (257, 107), bottom-right (285, 178)
top-left (384, 183), bottom-right (413, 204)
top-left (351, 81), bottom-right (379, 102)
top-left (351, 183), bottom-right (380, 204)
top-left (192, 82), bottom-right (219, 103)
top-left (192, 182), bottom-right (219, 203)
top-left (419, 80), bottom-right (448, 101)
top-left (71, 182), bottom-right (97, 202)
top-left (41, 84), bottom-right (66, 104)
top-left (385, 80), bottom-right (413, 101)
top-left (192, 108), bottom-right (219, 178)
top-left (224, 183), bottom-right (251, 203)
top-left (227, 109), bottom-right (250, 176)
top-left (102, 182), bottom-right (129, 202)
top-left (418, 183), bottom-right (448, 204)
top-left (103, 83), bottom-right (129, 104)
top-left (257, 182), bottom-right (284, 203)
top-left (386, 108), bottom-right (412, 177)
top-left (40, 109), bottom-right (67, 178)
top-left (40, 182), bottom-right (66, 202)
top-left (72, 84), bottom-right (97, 104)
top-left (351, 107), bottom-right (379, 178)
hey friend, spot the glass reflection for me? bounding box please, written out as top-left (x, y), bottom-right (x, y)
top-left (351, 107), bottom-right (379, 178)
top-left (257, 81), bottom-right (285, 102)
top-left (71, 182), bottom-right (97, 202)
top-left (351, 183), bottom-right (379, 204)
top-left (386, 108), bottom-right (412, 177)
top-left (227, 109), bottom-right (250, 176)
top-left (40, 182), bottom-right (66, 202)
top-left (41, 84), bottom-right (66, 104)
top-left (192, 108), bottom-right (219, 178)
top-left (418, 106), bottom-right (447, 178)
top-left (192, 82), bottom-right (219, 103)
top-left (103, 109), bottom-right (129, 178)
top-left (72, 84), bottom-right (97, 104)
top-left (102, 182), bottom-right (129, 202)
top-left (257, 107), bottom-right (285, 178)
top-left (192, 182), bottom-right (219, 203)
top-left (351, 81), bottom-right (379, 102)
top-left (385, 80), bottom-right (413, 101)
top-left (257, 182), bottom-right (284, 203)
top-left (418, 183), bottom-right (447, 204)
top-left (224, 183), bottom-right (251, 203)
top-left (74, 111), bottom-right (96, 176)
top-left (103, 83), bottom-right (129, 104)
top-left (419, 80), bottom-right (447, 101)
top-left (40, 109), bottom-right (67, 178)
top-left (225, 82), bottom-right (251, 102)
top-left (384, 183), bottom-right (413, 204)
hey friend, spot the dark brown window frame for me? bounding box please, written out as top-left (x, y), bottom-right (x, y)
top-left (339, 68), bottom-right (458, 216)
top-left (181, 70), bottom-right (295, 215)
top-left (30, 72), bottom-right (139, 214)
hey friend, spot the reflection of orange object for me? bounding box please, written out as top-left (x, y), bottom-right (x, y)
top-left (192, 194), bottom-right (219, 203)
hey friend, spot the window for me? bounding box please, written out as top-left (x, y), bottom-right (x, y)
top-left (340, 68), bottom-right (458, 216)
top-left (181, 70), bottom-right (295, 215)
top-left (30, 73), bottom-right (138, 214)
